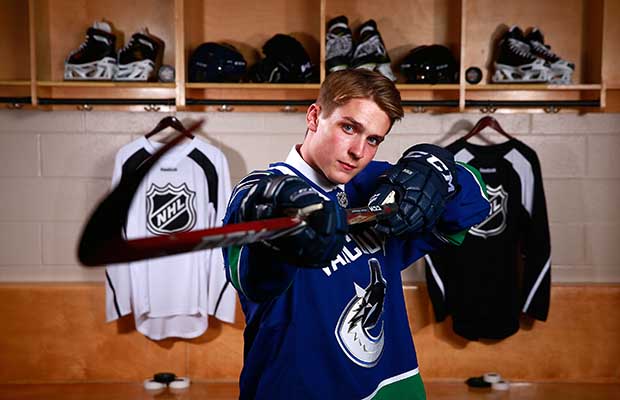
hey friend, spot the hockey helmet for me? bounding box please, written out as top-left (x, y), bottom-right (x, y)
top-left (400, 45), bottom-right (458, 84)
top-left (188, 42), bottom-right (247, 82)
top-left (249, 34), bottom-right (317, 83)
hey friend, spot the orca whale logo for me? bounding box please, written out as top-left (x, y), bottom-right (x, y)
top-left (335, 258), bottom-right (386, 368)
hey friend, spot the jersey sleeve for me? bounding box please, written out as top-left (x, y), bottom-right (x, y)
top-left (206, 150), bottom-right (237, 323)
top-left (518, 152), bottom-right (551, 321)
top-left (222, 170), bottom-right (298, 303)
top-left (434, 162), bottom-right (490, 245)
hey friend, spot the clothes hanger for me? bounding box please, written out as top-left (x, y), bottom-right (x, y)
top-left (145, 116), bottom-right (195, 139)
top-left (462, 116), bottom-right (513, 141)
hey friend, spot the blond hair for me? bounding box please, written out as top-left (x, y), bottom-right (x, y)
top-left (317, 70), bottom-right (403, 131)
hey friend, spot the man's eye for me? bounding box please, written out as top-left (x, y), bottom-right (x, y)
top-left (342, 124), bottom-right (354, 133)
top-left (368, 137), bottom-right (381, 146)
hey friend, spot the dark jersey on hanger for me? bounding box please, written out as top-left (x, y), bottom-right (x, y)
top-left (425, 138), bottom-right (551, 340)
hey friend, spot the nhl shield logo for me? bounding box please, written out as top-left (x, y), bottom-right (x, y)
top-left (336, 190), bottom-right (349, 208)
top-left (146, 183), bottom-right (197, 236)
top-left (470, 185), bottom-right (508, 239)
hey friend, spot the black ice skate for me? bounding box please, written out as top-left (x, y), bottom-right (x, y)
top-left (492, 26), bottom-right (551, 83)
top-left (115, 29), bottom-right (164, 81)
top-left (64, 21), bottom-right (117, 80)
top-left (526, 27), bottom-right (574, 84)
top-left (326, 15), bottom-right (353, 73)
top-left (351, 20), bottom-right (396, 81)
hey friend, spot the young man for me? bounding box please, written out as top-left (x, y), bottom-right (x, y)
top-left (223, 69), bottom-right (490, 399)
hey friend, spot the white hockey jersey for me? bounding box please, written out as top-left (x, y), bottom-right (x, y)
top-left (105, 135), bottom-right (236, 340)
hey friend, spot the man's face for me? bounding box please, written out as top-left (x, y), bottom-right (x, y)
top-left (301, 98), bottom-right (391, 185)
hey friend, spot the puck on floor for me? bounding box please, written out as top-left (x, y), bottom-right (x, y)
top-left (492, 380), bottom-right (510, 391)
top-left (483, 372), bottom-right (502, 383)
top-left (153, 372), bottom-right (177, 384)
top-left (143, 379), bottom-right (165, 390)
top-left (169, 377), bottom-right (191, 389)
top-left (465, 376), bottom-right (491, 388)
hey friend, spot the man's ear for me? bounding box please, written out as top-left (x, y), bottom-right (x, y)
top-left (306, 103), bottom-right (320, 133)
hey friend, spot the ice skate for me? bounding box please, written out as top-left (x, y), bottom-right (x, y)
top-left (492, 26), bottom-right (551, 83)
top-left (115, 29), bottom-right (164, 81)
top-left (351, 20), bottom-right (396, 81)
top-left (526, 27), bottom-right (574, 84)
top-left (325, 16), bottom-right (353, 73)
top-left (64, 21), bottom-right (117, 80)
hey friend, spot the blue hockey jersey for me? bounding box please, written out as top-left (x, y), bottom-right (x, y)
top-left (223, 146), bottom-right (489, 399)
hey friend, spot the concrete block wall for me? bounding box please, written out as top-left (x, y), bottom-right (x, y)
top-left (0, 109), bottom-right (618, 283)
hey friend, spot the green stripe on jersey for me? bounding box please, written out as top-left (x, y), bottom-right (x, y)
top-left (442, 229), bottom-right (467, 246)
top-left (364, 369), bottom-right (426, 400)
top-left (228, 245), bottom-right (246, 297)
top-left (439, 162), bottom-right (489, 246)
top-left (458, 161), bottom-right (489, 200)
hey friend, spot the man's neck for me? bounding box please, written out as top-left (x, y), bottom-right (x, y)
top-left (290, 144), bottom-right (338, 190)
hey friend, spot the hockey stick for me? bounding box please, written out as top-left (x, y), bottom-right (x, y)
top-left (77, 123), bottom-right (397, 266)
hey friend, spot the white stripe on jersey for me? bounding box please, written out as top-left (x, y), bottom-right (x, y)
top-left (522, 256), bottom-right (551, 313)
top-left (424, 254), bottom-right (445, 300)
top-left (504, 148), bottom-right (535, 216)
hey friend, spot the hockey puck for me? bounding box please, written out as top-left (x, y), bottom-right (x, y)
top-left (465, 376), bottom-right (491, 388)
top-left (153, 372), bottom-right (177, 384)
top-left (483, 372), bottom-right (502, 383)
top-left (465, 67), bottom-right (483, 84)
top-left (158, 65), bottom-right (175, 82)
top-left (492, 380), bottom-right (510, 391)
top-left (143, 379), bottom-right (165, 390)
top-left (169, 377), bottom-right (191, 389)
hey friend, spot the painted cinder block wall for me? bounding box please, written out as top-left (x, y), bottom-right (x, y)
top-left (0, 110), bottom-right (618, 283)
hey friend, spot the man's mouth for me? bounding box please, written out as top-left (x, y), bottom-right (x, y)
top-left (338, 161), bottom-right (356, 171)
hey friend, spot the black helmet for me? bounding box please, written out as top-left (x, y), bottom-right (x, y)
top-left (400, 45), bottom-right (458, 84)
top-left (249, 34), bottom-right (316, 83)
top-left (188, 42), bottom-right (247, 82)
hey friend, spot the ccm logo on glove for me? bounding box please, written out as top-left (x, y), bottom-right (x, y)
top-left (403, 150), bottom-right (456, 194)
top-left (369, 144), bottom-right (458, 237)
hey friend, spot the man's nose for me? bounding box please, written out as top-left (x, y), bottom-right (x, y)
top-left (348, 137), bottom-right (364, 159)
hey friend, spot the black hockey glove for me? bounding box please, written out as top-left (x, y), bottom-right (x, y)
top-left (368, 144), bottom-right (458, 237)
top-left (240, 175), bottom-right (347, 268)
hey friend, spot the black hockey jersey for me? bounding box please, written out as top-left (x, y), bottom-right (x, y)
top-left (425, 138), bottom-right (551, 340)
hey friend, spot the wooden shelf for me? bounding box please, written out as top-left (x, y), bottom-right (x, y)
top-left (185, 83), bottom-right (320, 106)
top-left (466, 84), bottom-right (602, 91)
top-left (0, 80), bottom-right (31, 87)
top-left (185, 83), bottom-right (320, 90)
top-left (0, 0), bottom-right (616, 112)
top-left (464, 83), bottom-right (602, 110)
top-left (0, 80), bottom-right (31, 100)
top-left (36, 81), bottom-right (176, 100)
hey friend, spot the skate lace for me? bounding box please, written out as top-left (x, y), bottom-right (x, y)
top-left (120, 36), bottom-right (136, 52)
top-left (530, 41), bottom-right (557, 60)
top-left (68, 34), bottom-right (101, 57)
top-left (353, 35), bottom-right (385, 59)
top-left (326, 32), bottom-right (352, 58)
top-left (508, 39), bottom-right (534, 60)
